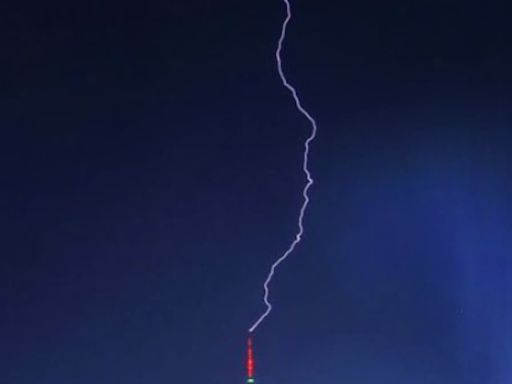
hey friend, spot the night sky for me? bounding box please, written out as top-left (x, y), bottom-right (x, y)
top-left (2, 0), bottom-right (512, 383)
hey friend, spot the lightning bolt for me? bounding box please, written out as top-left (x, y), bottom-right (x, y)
top-left (249, 0), bottom-right (318, 334)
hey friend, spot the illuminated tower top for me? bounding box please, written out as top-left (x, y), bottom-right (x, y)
top-left (247, 337), bottom-right (255, 383)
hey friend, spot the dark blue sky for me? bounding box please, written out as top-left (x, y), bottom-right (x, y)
top-left (1, 0), bottom-right (512, 383)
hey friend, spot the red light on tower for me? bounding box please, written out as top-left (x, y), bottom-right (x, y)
top-left (247, 337), bottom-right (255, 383)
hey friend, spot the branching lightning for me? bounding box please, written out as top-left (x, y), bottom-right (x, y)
top-left (249, 0), bottom-right (318, 334)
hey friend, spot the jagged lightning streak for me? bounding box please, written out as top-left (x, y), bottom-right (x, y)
top-left (249, 0), bottom-right (318, 333)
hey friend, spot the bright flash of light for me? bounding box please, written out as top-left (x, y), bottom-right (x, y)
top-left (249, 0), bottom-right (318, 334)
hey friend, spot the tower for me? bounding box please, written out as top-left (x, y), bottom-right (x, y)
top-left (247, 337), bottom-right (255, 383)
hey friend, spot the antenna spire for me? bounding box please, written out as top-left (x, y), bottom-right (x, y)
top-left (246, 337), bottom-right (255, 383)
